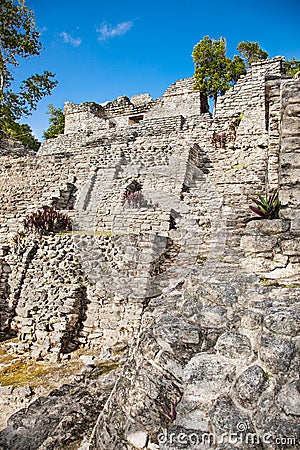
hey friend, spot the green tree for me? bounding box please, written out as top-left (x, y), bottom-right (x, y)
top-left (1, 115), bottom-right (40, 150)
top-left (192, 36), bottom-right (246, 112)
top-left (230, 55), bottom-right (247, 82)
top-left (0, 0), bottom-right (57, 146)
top-left (43, 104), bottom-right (65, 139)
top-left (285, 57), bottom-right (300, 77)
top-left (237, 41), bottom-right (269, 66)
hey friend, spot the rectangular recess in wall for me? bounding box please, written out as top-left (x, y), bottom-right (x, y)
top-left (129, 115), bottom-right (144, 125)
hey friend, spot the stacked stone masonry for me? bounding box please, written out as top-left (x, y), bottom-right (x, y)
top-left (0, 58), bottom-right (299, 449)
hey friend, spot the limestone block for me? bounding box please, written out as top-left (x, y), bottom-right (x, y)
top-left (271, 253), bottom-right (289, 268)
top-left (264, 262), bottom-right (300, 281)
top-left (209, 396), bottom-right (255, 436)
top-left (276, 381), bottom-right (300, 416)
top-left (183, 354), bottom-right (236, 399)
top-left (264, 309), bottom-right (300, 337)
top-left (240, 234), bottom-right (277, 254)
top-left (233, 365), bottom-right (266, 407)
top-left (291, 219), bottom-right (300, 235)
top-left (241, 256), bottom-right (273, 274)
top-left (199, 306), bottom-right (227, 328)
top-left (216, 332), bottom-right (252, 359)
top-left (127, 430), bottom-right (148, 449)
top-left (281, 238), bottom-right (300, 256)
top-left (244, 219), bottom-right (289, 236)
top-left (263, 420), bottom-right (300, 450)
top-left (260, 334), bottom-right (295, 373)
top-left (241, 310), bottom-right (263, 330)
top-left (153, 316), bottom-right (201, 347)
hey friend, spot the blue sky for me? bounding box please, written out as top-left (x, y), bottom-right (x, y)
top-left (15, 0), bottom-right (300, 140)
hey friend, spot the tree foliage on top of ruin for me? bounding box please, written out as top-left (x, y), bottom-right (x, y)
top-left (285, 57), bottom-right (300, 77)
top-left (236, 41), bottom-right (269, 66)
top-left (0, 0), bottom-right (57, 146)
top-left (192, 36), bottom-right (247, 112)
top-left (1, 117), bottom-right (40, 150)
top-left (192, 36), bottom-right (300, 113)
top-left (43, 105), bottom-right (65, 140)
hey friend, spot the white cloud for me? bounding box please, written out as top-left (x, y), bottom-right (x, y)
top-left (97, 21), bottom-right (133, 42)
top-left (60, 31), bottom-right (82, 47)
top-left (38, 25), bottom-right (48, 33)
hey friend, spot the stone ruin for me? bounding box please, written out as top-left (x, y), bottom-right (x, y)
top-left (0, 56), bottom-right (299, 449)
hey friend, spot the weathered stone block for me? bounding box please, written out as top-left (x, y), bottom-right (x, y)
top-left (233, 365), bottom-right (266, 407)
top-left (245, 219), bottom-right (290, 235)
top-left (241, 310), bottom-right (263, 330)
top-left (199, 306), bottom-right (227, 328)
top-left (264, 262), bottom-right (300, 281)
top-left (209, 397), bottom-right (255, 436)
top-left (290, 218), bottom-right (300, 234)
top-left (240, 234), bottom-right (277, 254)
top-left (127, 430), bottom-right (148, 449)
top-left (281, 238), bottom-right (300, 255)
top-left (216, 332), bottom-right (252, 359)
top-left (263, 420), bottom-right (300, 450)
top-left (260, 334), bottom-right (295, 373)
top-left (264, 309), bottom-right (300, 337)
top-left (183, 354), bottom-right (236, 399)
top-left (276, 381), bottom-right (300, 416)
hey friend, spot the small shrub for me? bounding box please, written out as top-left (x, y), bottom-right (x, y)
top-left (125, 179), bottom-right (142, 196)
top-left (250, 191), bottom-right (280, 219)
top-left (122, 191), bottom-right (144, 208)
top-left (122, 178), bottom-right (159, 209)
top-left (122, 191), bottom-right (159, 209)
top-left (11, 230), bottom-right (28, 254)
top-left (212, 131), bottom-right (227, 149)
top-left (23, 206), bottom-right (72, 234)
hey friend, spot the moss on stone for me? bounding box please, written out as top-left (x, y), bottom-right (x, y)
top-left (0, 342), bottom-right (83, 388)
top-left (95, 361), bottom-right (119, 376)
top-left (0, 359), bottom-right (47, 387)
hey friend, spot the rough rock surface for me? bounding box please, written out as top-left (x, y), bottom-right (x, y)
top-left (0, 358), bottom-right (119, 450)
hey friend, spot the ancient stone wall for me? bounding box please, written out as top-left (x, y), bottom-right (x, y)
top-left (279, 79), bottom-right (300, 219)
top-left (241, 219), bottom-right (300, 282)
top-left (64, 102), bottom-right (108, 134)
top-left (0, 58), bottom-right (299, 449)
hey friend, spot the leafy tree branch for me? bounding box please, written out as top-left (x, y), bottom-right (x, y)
top-left (0, 0), bottom-right (57, 148)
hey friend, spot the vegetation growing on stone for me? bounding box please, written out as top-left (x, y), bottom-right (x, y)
top-left (0, 120), bottom-right (40, 150)
top-left (237, 41), bottom-right (269, 66)
top-left (160, 400), bottom-right (177, 422)
top-left (285, 57), bottom-right (300, 77)
top-left (43, 105), bottom-right (65, 139)
top-left (192, 36), bottom-right (247, 111)
top-left (250, 191), bottom-right (280, 219)
top-left (23, 206), bottom-right (72, 234)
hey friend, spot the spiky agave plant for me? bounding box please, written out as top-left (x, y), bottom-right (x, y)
top-left (250, 191), bottom-right (280, 219)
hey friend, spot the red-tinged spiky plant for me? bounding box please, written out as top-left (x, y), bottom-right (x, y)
top-left (23, 206), bottom-right (72, 234)
top-left (250, 191), bottom-right (280, 219)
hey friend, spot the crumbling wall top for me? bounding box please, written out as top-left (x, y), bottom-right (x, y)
top-left (162, 77), bottom-right (195, 97)
top-left (64, 101), bottom-right (106, 118)
top-left (130, 93), bottom-right (152, 107)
